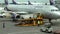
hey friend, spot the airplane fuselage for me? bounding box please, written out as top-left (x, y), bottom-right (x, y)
top-left (6, 5), bottom-right (60, 19)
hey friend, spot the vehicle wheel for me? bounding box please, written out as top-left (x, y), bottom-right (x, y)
top-left (48, 31), bottom-right (52, 33)
top-left (40, 29), bottom-right (43, 32)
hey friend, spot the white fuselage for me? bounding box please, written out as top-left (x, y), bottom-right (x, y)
top-left (6, 5), bottom-right (60, 19)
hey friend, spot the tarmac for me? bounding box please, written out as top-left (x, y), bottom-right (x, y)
top-left (0, 18), bottom-right (60, 34)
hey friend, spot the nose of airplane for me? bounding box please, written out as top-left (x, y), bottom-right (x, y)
top-left (53, 11), bottom-right (60, 18)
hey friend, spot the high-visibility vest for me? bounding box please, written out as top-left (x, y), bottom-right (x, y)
top-left (38, 21), bottom-right (40, 24)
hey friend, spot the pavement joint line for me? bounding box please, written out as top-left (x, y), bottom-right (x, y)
top-left (8, 30), bottom-right (39, 34)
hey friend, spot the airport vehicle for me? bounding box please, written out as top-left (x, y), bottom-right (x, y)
top-left (4, 0), bottom-right (60, 24)
top-left (53, 30), bottom-right (60, 34)
top-left (40, 23), bottom-right (53, 33)
top-left (40, 26), bottom-right (52, 33)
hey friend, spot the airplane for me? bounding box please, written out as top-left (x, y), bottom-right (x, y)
top-left (11, 0), bottom-right (54, 5)
top-left (11, 0), bottom-right (49, 5)
top-left (4, 0), bottom-right (60, 24)
top-left (1, 0), bottom-right (54, 6)
top-left (49, 0), bottom-right (54, 5)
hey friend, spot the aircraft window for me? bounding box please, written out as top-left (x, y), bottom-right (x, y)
top-left (51, 9), bottom-right (59, 11)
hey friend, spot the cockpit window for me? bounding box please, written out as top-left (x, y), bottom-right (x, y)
top-left (51, 9), bottom-right (59, 11)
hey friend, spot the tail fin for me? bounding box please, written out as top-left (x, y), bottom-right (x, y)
top-left (12, 0), bottom-right (17, 4)
top-left (49, 0), bottom-right (54, 5)
top-left (28, 1), bottom-right (32, 5)
top-left (4, 0), bottom-right (11, 11)
top-left (4, 7), bottom-right (11, 11)
top-left (5, 0), bottom-right (8, 5)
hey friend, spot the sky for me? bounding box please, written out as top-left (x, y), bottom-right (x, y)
top-left (0, 0), bottom-right (50, 3)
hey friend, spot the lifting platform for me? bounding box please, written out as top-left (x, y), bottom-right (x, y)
top-left (15, 13), bottom-right (43, 26)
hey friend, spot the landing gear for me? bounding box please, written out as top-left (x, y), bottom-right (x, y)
top-left (49, 19), bottom-right (53, 25)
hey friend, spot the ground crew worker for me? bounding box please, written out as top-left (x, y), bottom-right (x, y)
top-left (29, 17), bottom-right (33, 24)
top-left (3, 23), bottom-right (5, 28)
top-left (37, 20), bottom-right (40, 27)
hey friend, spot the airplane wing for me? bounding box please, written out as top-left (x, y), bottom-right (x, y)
top-left (11, 11), bottom-right (34, 15)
